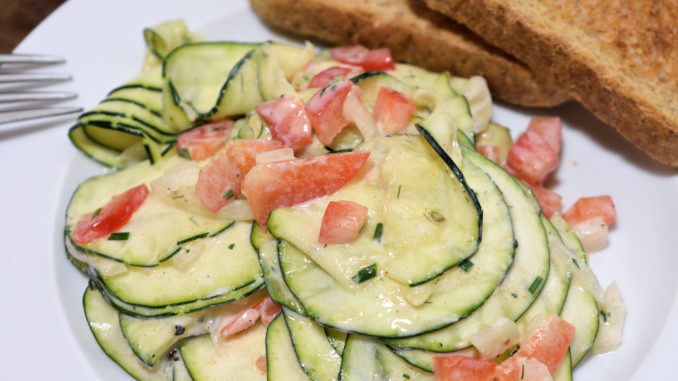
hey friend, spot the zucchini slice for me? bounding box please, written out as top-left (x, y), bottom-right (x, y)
top-left (386, 143), bottom-right (550, 351)
top-left (65, 155), bottom-right (233, 266)
top-left (270, 135), bottom-right (481, 288)
top-left (83, 286), bottom-right (173, 380)
top-left (266, 314), bottom-right (310, 381)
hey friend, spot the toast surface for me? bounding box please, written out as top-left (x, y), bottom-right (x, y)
top-left (249, 0), bottom-right (570, 107)
top-left (424, 0), bottom-right (678, 167)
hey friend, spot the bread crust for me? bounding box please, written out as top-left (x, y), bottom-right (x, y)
top-left (249, 0), bottom-right (570, 107)
top-left (424, 0), bottom-right (678, 167)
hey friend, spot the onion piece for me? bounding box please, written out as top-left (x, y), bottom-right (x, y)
top-left (573, 217), bottom-right (609, 253)
top-left (342, 85), bottom-right (377, 141)
top-left (593, 282), bottom-right (626, 354)
top-left (471, 317), bottom-right (521, 359)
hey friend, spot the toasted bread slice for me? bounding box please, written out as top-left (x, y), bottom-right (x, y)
top-left (249, 0), bottom-right (570, 107)
top-left (423, 0), bottom-right (678, 166)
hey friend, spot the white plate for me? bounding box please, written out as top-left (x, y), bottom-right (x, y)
top-left (2, 0), bottom-right (676, 379)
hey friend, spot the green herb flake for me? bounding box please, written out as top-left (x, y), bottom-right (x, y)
top-left (171, 194), bottom-right (185, 200)
top-left (511, 293), bottom-right (518, 299)
top-left (571, 258), bottom-right (580, 269)
top-left (223, 189), bottom-right (235, 200)
top-left (177, 147), bottom-right (192, 159)
top-left (108, 232), bottom-right (130, 241)
top-left (373, 223), bottom-right (384, 242)
top-left (396, 185), bottom-right (402, 199)
top-left (188, 216), bottom-right (199, 226)
top-left (521, 364), bottom-right (525, 379)
top-left (352, 263), bottom-right (377, 283)
top-left (528, 276), bottom-right (544, 295)
top-left (92, 208), bottom-right (102, 218)
top-left (600, 310), bottom-right (612, 323)
top-left (403, 374), bottom-right (410, 380)
top-left (228, 243), bottom-right (235, 250)
top-left (459, 259), bottom-right (474, 272)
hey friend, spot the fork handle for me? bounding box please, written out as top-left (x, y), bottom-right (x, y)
top-left (0, 54), bottom-right (65, 65)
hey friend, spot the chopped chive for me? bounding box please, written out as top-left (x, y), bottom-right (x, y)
top-left (459, 259), bottom-right (473, 272)
top-left (92, 208), bottom-right (102, 218)
top-left (528, 276), bottom-right (544, 295)
top-left (171, 194), bottom-right (185, 200)
top-left (397, 185), bottom-right (402, 199)
top-left (228, 243), bottom-right (235, 250)
top-left (571, 258), bottom-right (580, 269)
top-left (352, 264), bottom-right (377, 283)
top-left (108, 232), bottom-right (130, 241)
top-left (188, 216), bottom-right (199, 226)
top-left (511, 293), bottom-right (518, 299)
top-left (521, 364), bottom-right (525, 379)
top-left (223, 189), bottom-right (235, 200)
top-left (429, 210), bottom-right (446, 222)
top-left (403, 374), bottom-right (410, 380)
top-left (178, 147), bottom-right (192, 159)
top-left (600, 310), bottom-right (611, 323)
top-left (373, 223), bottom-right (384, 242)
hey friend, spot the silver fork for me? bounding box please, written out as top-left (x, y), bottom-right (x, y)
top-left (0, 53), bottom-right (82, 127)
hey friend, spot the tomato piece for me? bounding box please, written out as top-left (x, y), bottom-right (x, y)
top-left (500, 314), bottom-right (575, 377)
top-left (319, 200), bottom-right (368, 244)
top-left (506, 126), bottom-right (559, 185)
top-left (373, 87), bottom-right (415, 134)
top-left (330, 45), bottom-right (395, 72)
top-left (176, 119), bottom-right (234, 161)
top-left (562, 195), bottom-right (616, 226)
top-left (476, 145), bottom-right (502, 165)
top-left (195, 139), bottom-right (283, 212)
top-left (242, 151), bottom-right (370, 230)
top-left (72, 184), bottom-right (149, 245)
top-left (308, 66), bottom-right (362, 88)
top-left (528, 117), bottom-right (562, 153)
top-left (531, 185), bottom-right (562, 218)
top-left (306, 79), bottom-right (354, 145)
top-left (220, 307), bottom-right (260, 338)
top-left (256, 96), bottom-right (313, 153)
top-left (496, 357), bottom-right (552, 381)
top-left (257, 296), bottom-right (282, 327)
top-left (432, 355), bottom-right (497, 381)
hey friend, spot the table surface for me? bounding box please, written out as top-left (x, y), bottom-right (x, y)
top-left (0, 0), bottom-right (66, 53)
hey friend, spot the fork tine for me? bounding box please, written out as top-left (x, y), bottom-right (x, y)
top-left (0, 107), bottom-right (83, 125)
top-left (0, 92), bottom-right (77, 103)
top-left (0, 72), bottom-right (72, 84)
top-left (0, 54), bottom-right (65, 65)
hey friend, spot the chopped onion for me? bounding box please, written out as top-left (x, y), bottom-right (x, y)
top-left (471, 317), bottom-right (521, 359)
top-left (573, 217), bottom-right (609, 253)
top-left (150, 161), bottom-right (200, 197)
top-left (215, 199), bottom-right (254, 221)
top-left (342, 85), bottom-right (378, 141)
top-left (255, 148), bottom-right (295, 164)
top-left (461, 76), bottom-right (493, 133)
top-left (593, 282), bottom-right (626, 354)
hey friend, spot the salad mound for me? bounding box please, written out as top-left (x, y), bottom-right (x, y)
top-left (65, 19), bottom-right (624, 381)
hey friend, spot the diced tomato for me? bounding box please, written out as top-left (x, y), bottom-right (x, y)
top-left (219, 296), bottom-right (281, 338)
top-left (528, 117), bottom-right (562, 153)
top-left (308, 66), bottom-right (362, 88)
top-left (257, 296), bottom-right (282, 327)
top-left (319, 201), bottom-right (368, 244)
top-left (242, 151), bottom-right (370, 229)
top-left (500, 314), bottom-right (575, 377)
top-left (373, 87), bottom-right (415, 134)
top-left (255, 96), bottom-right (312, 153)
top-left (506, 126), bottom-right (559, 185)
top-left (562, 195), bottom-right (616, 227)
top-left (432, 355), bottom-right (497, 381)
top-left (176, 119), bottom-right (234, 161)
top-left (72, 184), bottom-right (149, 245)
top-left (306, 79), bottom-right (354, 145)
top-left (330, 45), bottom-right (395, 72)
top-left (220, 307), bottom-right (260, 338)
top-left (195, 139), bottom-right (283, 212)
top-left (476, 145), bottom-right (502, 165)
top-left (531, 185), bottom-right (562, 218)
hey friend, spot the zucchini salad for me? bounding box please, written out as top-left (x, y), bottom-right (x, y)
top-left (64, 19), bottom-right (625, 381)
